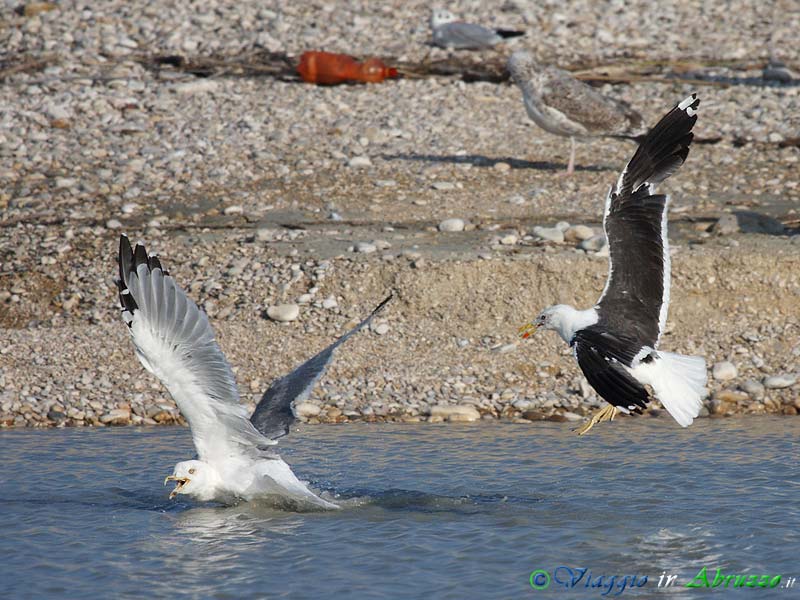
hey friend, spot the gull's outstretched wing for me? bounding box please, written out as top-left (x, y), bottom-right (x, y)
top-left (250, 293), bottom-right (394, 440)
top-left (116, 235), bottom-right (273, 460)
top-left (595, 94), bottom-right (699, 349)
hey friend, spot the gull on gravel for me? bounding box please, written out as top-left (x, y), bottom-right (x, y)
top-left (519, 94), bottom-right (707, 435)
top-left (115, 234), bottom-right (392, 509)
top-left (507, 51), bottom-right (645, 174)
top-left (430, 8), bottom-right (524, 50)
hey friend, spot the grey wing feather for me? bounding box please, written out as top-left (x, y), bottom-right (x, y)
top-left (116, 235), bottom-right (271, 460)
top-left (434, 22), bottom-right (501, 49)
top-left (251, 293), bottom-right (394, 440)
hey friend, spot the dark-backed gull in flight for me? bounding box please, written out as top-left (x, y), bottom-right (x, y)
top-left (519, 94), bottom-right (707, 435)
top-left (115, 235), bottom-right (392, 508)
top-left (430, 8), bottom-right (524, 50)
top-left (507, 51), bottom-right (644, 174)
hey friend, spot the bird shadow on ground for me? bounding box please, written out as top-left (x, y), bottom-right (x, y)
top-left (380, 153), bottom-right (613, 173)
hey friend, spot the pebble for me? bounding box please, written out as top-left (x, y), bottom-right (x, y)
top-left (439, 218), bottom-right (465, 232)
top-left (429, 404), bottom-right (480, 422)
top-left (431, 181), bottom-right (455, 191)
top-left (322, 295), bottom-right (338, 309)
top-left (372, 323), bottom-right (390, 336)
top-left (354, 241), bottom-right (377, 254)
top-left (741, 379), bottom-right (765, 397)
top-left (579, 235), bottom-right (607, 252)
top-left (532, 226), bottom-right (564, 243)
top-left (100, 408), bottom-right (131, 425)
top-left (295, 402), bottom-right (321, 419)
top-left (174, 80), bottom-right (219, 95)
top-left (499, 233), bottom-right (518, 245)
top-left (712, 361), bottom-right (738, 381)
top-left (763, 374), bottom-right (797, 389)
top-left (267, 303), bottom-right (300, 322)
top-left (105, 219), bottom-right (122, 229)
top-left (223, 205), bottom-right (243, 215)
top-left (564, 225), bottom-right (594, 242)
top-left (348, 156), bottom-right (372, 168)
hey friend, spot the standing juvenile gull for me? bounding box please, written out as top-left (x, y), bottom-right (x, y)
top-left (507, 51), bottom-right (644, 174)
top-left (115, 235), bottom-right (392, 508)
top-left (430, 8), bottom-right (524, 50)
top-left (518, 94), bottom-right (707, 435)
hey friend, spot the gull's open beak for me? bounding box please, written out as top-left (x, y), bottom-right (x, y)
top-left (164, 475), bottom-right (189, 499)
top-left (518, 322), bottom-right (539, 339)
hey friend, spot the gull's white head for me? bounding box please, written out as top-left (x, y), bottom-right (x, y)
top-left (430, 8), bottom-right (457, 28)
top-left (519, 304), bottom-right (597, 344)
top-left (165, 459), bottom-right (221, 502)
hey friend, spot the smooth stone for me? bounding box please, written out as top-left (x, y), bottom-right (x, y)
top-left (174, 80), bottom-right (219, 94)
top-left (372, 323), bottom-right (390, 336)
top-left (561, 411), bottom-right (583, 422)
top-left (579, 234), bottom-right (607, 252)
top-left (348, 156), bottom-right (372, 168)
top-left (294, 402), bottom-right (321, 419)
top-left (100, 408), bottom-right (131, 425)
top-left (322, 295), bottom-right (338, 309)
top-left (431, 181), bottom-right (455, 191)
top-left (267, 303), bottom-right (299, 322)
top-left (564, 224), bottom-right (594, 242)
top-left (763, 374), bottom-right (797, 389)
top-left (223, 205), bottom-right (243, 215)
top-left (429, 404), bottom-right (480, 422)
top-left (532, 226), bottom-right (564, 243)
top-left (741, 379), bottom-right (765, 397)
top-left (713, 389), bottom-right (749, 403)
top-left (712, 361), bottom-right (738, 381)
top-left (499, 233), bottom-right (518, 245)
top-left (439, 218), bottom-right (465, 232)
top-left (355, 241), bottom-right (377, 253)
top-left (555, 221), bottom-right (571, 232)
top-left (105, 219), bottom-right (122, 229)
top-left (521, 409), bottom-right (547, 421)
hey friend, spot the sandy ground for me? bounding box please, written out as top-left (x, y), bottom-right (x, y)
top-left (1, 0), bottom-right (799, 429)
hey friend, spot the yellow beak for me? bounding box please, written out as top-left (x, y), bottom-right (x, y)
top-left (518, 322), bottom-right (539, 339)
top-left (164, 475), bottom-right (190, 499)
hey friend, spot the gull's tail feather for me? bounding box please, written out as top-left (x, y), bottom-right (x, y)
top-left (633, 351), bottom-right (707, 427)
top-left (621, 93), bottom-right (699, 193)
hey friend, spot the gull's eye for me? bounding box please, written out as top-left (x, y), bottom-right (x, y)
top-left (188, 468), bottom-right (196, 475)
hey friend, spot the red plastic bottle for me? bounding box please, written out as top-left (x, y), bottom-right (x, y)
top-left (297, 51), bottom-right (398, 85)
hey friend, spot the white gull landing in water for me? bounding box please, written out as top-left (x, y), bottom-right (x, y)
top-left (507, 51), bottom-right (644, 174)
top-left (519, 94), bottom-right (707, 435)
top-left (430, 8), bottom-right (524, 50)
top-left (115, 235), bottom-right (392, 508)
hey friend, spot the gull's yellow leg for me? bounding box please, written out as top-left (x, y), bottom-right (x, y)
top-left (573, 404), bottom-right (617, 436)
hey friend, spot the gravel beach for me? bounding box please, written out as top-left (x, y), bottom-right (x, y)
top-left (1, 1), bottom-right (798, 428)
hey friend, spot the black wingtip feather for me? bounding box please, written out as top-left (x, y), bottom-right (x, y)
top-left (496, 29), bottom-right (525, 39)
top-left (116, 235), bottom-right (170, 320)
top-left (622, 93), bottom-right (699, 193)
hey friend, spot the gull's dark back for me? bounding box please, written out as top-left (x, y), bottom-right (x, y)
top-left (250, 293), bottom-right (393, 440)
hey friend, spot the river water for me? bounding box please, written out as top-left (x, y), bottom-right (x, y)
top-left (1, 417), bottom-right (797, 599)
